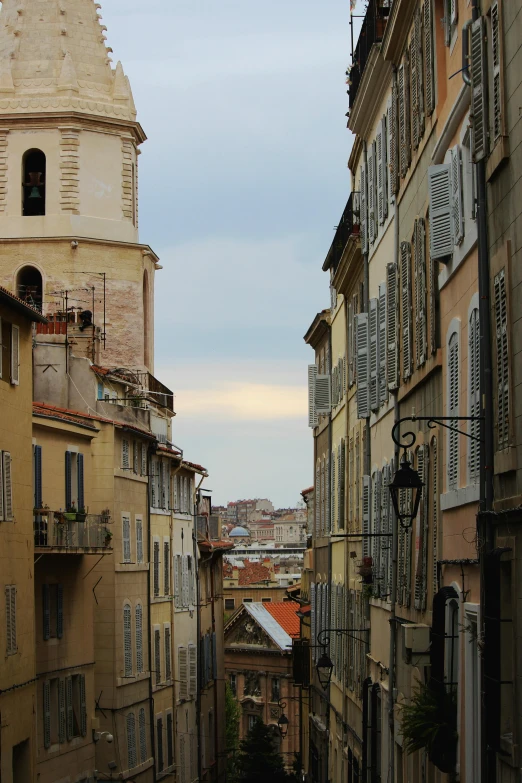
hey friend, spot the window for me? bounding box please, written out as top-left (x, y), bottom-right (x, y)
top-left (65, 451), bottom-right (84, 511)
top-left (122, 438), bottom-right (130, 470)
top-left (136, 516), bottom-right (143, 563)
top-left (123, 603), bottom-right (132, 677)
top-left (139, 707), bottom-right (147, 763)
top-left (178, 646), bottom-right (188, 700)
top-left (22, 149), bottom-right (46, 216)
top-left (165, 624), bottom-right (172, 681)
top-left (167, 711), bottom-right (174, 768)
top-left (66, 674), bottom-right (87, 739)
top-left (17, 265), bottom-right (43, 311)
top-left (261, 597), bottom-right (272, 603)
top-left (243, 598), bottom-right (252, 604)
top-left (157, 716), bottom-right (164, 773)
top-left (153, 539), bottom-right (160, 597)
top-left (5, 585), bottom-right (16, 655)
top-left (135, 604), bottom-right (143, 674)
top-left (174, 553), bottom-right (182, 608)
top-left (229, 673), bottom-right (237, 696)
top-left (225, 598), bottom-right (235, 611)
top-left (271, 678), bottom-right (280, 702)
top-left (189, 643), bottom-right (197, 697)
top-left (443, 0), bottom-right (458, 46)
top-left (494, 269), bottom-right (510, 450)
top-left (445, 599), bottom-right (460, 693)
top-left (470, 4), bottom-right (505, 161)
top-left (155, 627), bottom-right (161, 685)
top-left (164, 540), bottom-right (170, 595)
top-left (248, 714), bottom-right (258, 732)
top-left (33, 444), bottom-right (43, 508)
top-left (122, 514), bottom-right (131, 563)
top-left (447, 330), bottom-right (459, 490)
top-left (133, 441), bottom-right (139, 474)
top-left (43, 584), bottom-right (63, 640)
top-left (0, 450), bottom-right (13, 522)
top-left (127, 713), bottom-right (137, 769)
top-left (0, 319), bottom-right (19, 387)
top-left (468, 306), bottom-right (480, 483)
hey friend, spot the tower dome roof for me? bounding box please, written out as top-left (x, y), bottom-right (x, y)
top-left (229, 526), bottom-right (250, 537)
top-left (0, 0), bottom-right (136, 121)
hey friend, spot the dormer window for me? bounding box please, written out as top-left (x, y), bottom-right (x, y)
top-left (22, 149), bottom-right (46, 216)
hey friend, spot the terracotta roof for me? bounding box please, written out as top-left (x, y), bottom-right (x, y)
top-left (198, 539), bottom-right (234, 553)
top-left (0, 285), bottom-right (48, 323)
top-left (157, 444), bottom-right (182, 458)
top-left (238, 561), bottom-right (271, 587)
top-left (91, 365), bottom-right (111, 376)
top-left (32, 402), bottom-right (156, 441)
top-left (182, 460), bottom-right (208, 474)
top-left (264, 601), bottom-right (301, 639)
top-left (301, 486), bottom-right (314, 496)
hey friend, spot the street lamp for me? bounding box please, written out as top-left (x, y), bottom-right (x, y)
top-left (388, 451), bottom-right (423, 530)
top-left (316, 651), bottom-right (334, 690)
top-left (277, 710), bottom-right (289, 739)
top-left (315, 628), bottom-right (369, 690)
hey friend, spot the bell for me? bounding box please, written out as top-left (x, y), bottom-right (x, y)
top-left (28, 186), bottom-right (42, 200)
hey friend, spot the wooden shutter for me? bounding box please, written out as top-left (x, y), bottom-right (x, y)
top-left (330, 585), bottom-right (336, 668)
top-left (10, 324), bottom-right (19, 385)
top-left (310, 583), bottom-right (316, 662)
top-left (79, 674), bottom-right (87, 737)
top-left (469, 308), bottom-right (481, 481)
top-left (141, 443), bottom-right (147, 475)
top-left (400, 242), bottom-right (413, 380)
top-left (398, 56), bottom-right (411, 177)
top-left (123, 604), bottom-right (132, 677)
top-left (43, 584), bottom-right (50, 640)
top-left (470, 17), bottom-right (488, 161)
top-left (429, 243), bottom-right (438, 355)
top-left (424, 0), bottom-right (435, 116)
top-left (123, 515), bottom-right (131, 563)
top-left (431, 437), bottom-right (439, 600)
top-left (410, 29), bottom-right (419, 150)
top-left (43, 680), bottom-right (51, 749)
top-left (57, 584), bottom-right (64, 639)
top-left (3, 451), bottom-right (12, 522)
top-left (420, 445), bottom-right (430, 610)
top-left (136, 518), bottom-right (143, 563)
top-left (491, 1), bottom-right (502, 142)
top-left (372, 472), bottom-right (382, 596)
top-left (377, 118), bottom-right (387, 225)
top-left (414, 219), bottom-right (427, 367)
top-left (378, 283), bottom-right (387, 405)
top-left (182, 555), bottom-right (189, 607)
top-left (387, 88), bottom-right (398, 198)
top-left (155, 628), bottom-right (161, 684)
top-left (386, 263), bottom-right (399, 389)
top-left (429, 164), bottom-right (453, 259)
top-left (65, 451), bottom-right (72, 511)
top-left (355, 313), bottom-right (370, 419)
top-left (360, 163), bottom-right (368, 254)
top-left (368, 143), bottom-right (376, 245)
top-left (157, 717), bottom-right (164, 772)
top-left (167, 712), bottom-right (174, 767)
top-left (127, 713), bottom-right (137, 769)
top-left (34, 445), bottom-right (43, 508)
top-left (139, 708), bottom-right (147, 763)
top-left (77, 453), bottom-right (84, 510)
top-left (212, 632), bottom-right (217, 680)
top-left (122, 438), bottom-right (130, 470)
top-left (331, 448), bottom-right (336, 530)
top-left (448, 332), bottom-right (460, 490)
top-left (65, 676), bottom-right (73, 740)
top-left (179, 646), bottom-right (188, 699)
top-left (0, 450), bottom-right (3, 522)
top-left (165, 626), bottom-right (172, 680)
top-left (136, 604), bottom-right (143, 673)
top-left (174, 554), bottom-right (181, 607)
top-left (0, 317), bottom-right (2, 380)
top-left (308, 364), bottom-right (318, 428)
top-left (325, 454), bottom-right (330, 533)
top-left (362, 475), bottom-right (371, 558)
top-left (415, 10), bottom-right (425, 137)
top-left (58, 678), bottom-right (66, 744)
top-left (153, 540), bottom-right (160, 596)
top-left (369, 298), bottom-right (379, 411)
top-left (189, 643), bottom-right (197, 696)
top-left (337, 445), bottom-right (342, 529)
top-left (164, 541), bottom-right (170, 595)
top-left (348, 302), bottom-right (354, 387)
top-left (495, 270), bottom-right (510, 449)
top-left (315, 375), bottom-right (331, 416)
top-left (6, 585), bottom-right (16, 654)
top-left (451, 146), bottom-right (464, 245)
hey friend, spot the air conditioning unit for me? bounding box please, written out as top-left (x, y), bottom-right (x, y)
top-left (403, 624), bottom-right (430, 654)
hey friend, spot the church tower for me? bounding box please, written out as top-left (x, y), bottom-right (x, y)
top-left (0, 0), bottom-right (156, 371)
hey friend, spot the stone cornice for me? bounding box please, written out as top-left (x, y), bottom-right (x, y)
top-left (348, 45), bottom-right (393, 139)
top-left (0, 110), bottom-right (146, 144)
top-left (348, 136), bottom-right (363, 177)
top-left (381, 0), bottom-right (417, 64)
top-left (0, 235), bottom-right (160, 265)
top-left (303, 311), bottom-right (331, 349)
top-left (332, 236), bottom-right (362, 298)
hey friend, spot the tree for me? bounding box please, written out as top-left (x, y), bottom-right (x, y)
top-left (236, 718), bottom-right (293, 783)
top-left (225, 683), bottom-right (241, 782)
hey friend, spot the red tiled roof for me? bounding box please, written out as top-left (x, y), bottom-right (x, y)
top-left (32, 402), bottom-right (156, 441)
top-left (301, 486), bottom-right (314, 496)
top-left (198, 539), bottom-right (234, 553)
top-left (264, 601), bottom-right (301, 639)
top-left (238, 561), bottom-right (272, 587)
top-left (182, 460), bottom-right (208, 474)
top-left (91, 365), bottom-right (112, 376)
top-left (0, 285), bottom-right (48, 322)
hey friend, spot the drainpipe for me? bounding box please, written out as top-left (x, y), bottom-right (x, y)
top-left (325, 322), bottom-right (333, 783)
top-left (463, 7), bottom-right (494, 781)
top-left (194, 473), bottom-right (206, 783)
top-left (147, 442), bottom-right (157, 782)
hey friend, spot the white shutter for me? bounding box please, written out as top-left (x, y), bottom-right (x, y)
top-left (387, 89), bottom-right (398, 198)
top-left (360, 163), bottom-right (368, 254)
top-left (400, 242), bottom-right (413, 381)
top-left (124, 604), bottom-right (132, 677)
top-left (368, 143), bottom-right (376, 244)
top-left (10, 324), bottom-right (19, 386)
top-left (424, 0), bottom-right (435, 116)
top-left (362, 476), bottom-right (371, 558)
top-left (428, 164), bottom-right (453, 259)
top-left (127, 713), bottom-right (137, 769)
top-left (470, 17), bottom-right (488, 161)
top-left (369, 297), bottom-right (379, 411)
top-left (331, 448), bottom-right (336, 530)
top-left (325, 454), bottom-right (331, 533)
top-left (3, 451), bottom-right (12, 521)
top-left (491, 1), bottom-right (501, 142)
top-left (414, 219), bottom-right (427, 368)
top-left (495, 270), bottom-right (510, 449)
top-left (310, 583), bottom-right (316, 661)
top-left (136, 518), bottom-right (143, 563)
top-left (189, 643), bottom-right (197, 696)
top-left (122, 515), bottom-right (131, 563)
top-left (178, 646), bottom-right (188, 700)
top-left (356, 313), bottom-right (370, 419)
top-left (386, 263), bottom-right (399, 390)
top-left (136, 604), bottom-right (143, 673)
top-left (377, 119), bottom-right (386, 225)
top-left (182, 555), bottom-right (189, 607)
top-left (448, 332), bottom-right (460, 490)
top-left (308, 365), bottom-right (318, 428)
top-left (451, 146), bottom-right (464, 245)
top-left (378, 283), bottom-right (387, 405)
top-left (315, 375), bottom-right (331, 416)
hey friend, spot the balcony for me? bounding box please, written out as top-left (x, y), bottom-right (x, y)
top-left (323, 192), bottom-right (360, 272)
top-left (34, 511), bottom-right (113, 552)
top-left (133, 372), bottom-right (175, 414)
top-left (348, 0), bottom-right (391, 108)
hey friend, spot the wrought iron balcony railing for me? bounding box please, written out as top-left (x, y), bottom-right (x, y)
top-left (324, 192), bottom-right (360, 272)
top-left (34, 511), bottom-right (113, 551)
top-left (348, 0), bottom-right (391, 108)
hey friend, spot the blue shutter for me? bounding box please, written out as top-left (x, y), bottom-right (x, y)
top-left (34, 445), bottom-right (43, 508)
top-left (212, 632), bottom-right (217, 680)
top-left (43, 584), bottom-right (50, 640)
top-left (65, 451), bottom-right (72, 509)
top-left (97, 381), bottom-right (103, 400)
top-left (77, 453), bottom-right (84, 510)
top-left (57, 584), bottom-right (64, 639)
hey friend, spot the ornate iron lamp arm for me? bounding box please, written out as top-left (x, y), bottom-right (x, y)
top-left (392, 415), bottom-right (484, 454)
top-left (317, 627), bottom-right (369, 649)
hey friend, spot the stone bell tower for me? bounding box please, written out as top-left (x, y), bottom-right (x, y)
top-left (0, 0), bottom-right (157, 371)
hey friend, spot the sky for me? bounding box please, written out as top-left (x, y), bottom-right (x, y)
top-left (102, 0), bottom-right (355, 508)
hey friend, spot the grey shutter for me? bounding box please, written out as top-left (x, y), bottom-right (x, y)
top-left (167, 712), bottom-right (174, 767)
top-left (386, 263), bottom-right (399, 389)
top-left (189, 643), bottom-right (197, 696)
top-left (154, 628), bottom-right (161, 684)
top-left (414, 446), bottom-right (429, 610)
top-left (451, 146), bottom-right (464, 245)
top-left (360, 163), bottom-right (368, 254)
top-left (79, 674), bottom-right (87, 736)
top-left (410, 27), bottom-right (419, 150)
top-left (378, 283), bottom-right (387, 404)
top-left (469, 308), bottom-right (481, 481)
top-left (325, 454), bottom-right (331, 533)
top-left (77, 453), bottom-right (84, 510)
top-left (331, 448), bottom-right (336, 530)
top-left (10, 324), bottom-right (19, 385)
top-left (430, 241), bottom-right (438, 355)
top-left (310, 583), bottom-right (316, 662)
top-left (141, 443), bottom-right (147, 475)
top-left (356, 313), bottom-right (370, 419)
top-left (34, 445), bottom-right (43, 508)
top-left (362, 475), bottom-right (371, 558)
top-left (124, 604), bottom-right (132, 676)
top-left (348, 302), bottom-right (354, 386)
top-left (6, 585), bottom-right (15, 654)
top-left (377, 119), bottom-right (386, 225)
top-left (368, 142), bottom-right (376, 244)
top-left (414, 219), bottom-right (427, 367)
top-left (387, 88), bottom-right (398, 198)
top-left (65, 451), bottom-right (72, 510)
top-left (432, 437), bottom-right (439, 597)
top-left (43, 584), bottom-right (50, 640)
top-left (43, 681), bottom-right (51, 749)
top-left (122, 438), bottom-right (130, 470)
top-left (448, 333), bottom-right (459, 489)
top-left (400, 242), bottom-right (413, 380)
top-left (340, 440), bottom-right (346, 529)
top-left (179, 646), bottom-right (188, 699)
top-left (65, 676), bottom-right (73, 740)
top-left (182, 554), bottom-right (189, 607)
top-left (420, 445), bottom-right (430, 610)
top-left (415, 10), bottom-right (425, 137)
top-left (373, 472), bottom-right (382, 596)
top-left (165, 626), bottom-right (172, 680)
top-left (174, 554), bottom-right (181, 607)
top-left (399, 56), bottom-right (411, 177)
top-left (308, 365), bottom-right (318, 428)
top-left (491, 1), bottom-right (501, 142)
top-left (330, 585), bottom-right (336, 668)
top-left (0, 450), bottom-right (3, 522)
top-left (3, 452), bottom-right (12, 522)
top-left (0, 318), bottom-right (2, 380)
top-left (136, 604), bottom-right (143, 673)
top-left (495, 270), bottom-right (510, 449)
top-left (369, 297), bottom-right (379, 411)
top-left (123, 515), bottom-right (131, 563)
top-left (153, 540), bottom-right (160, 596)
top-left (139, 708), bottom-right (147, 763)
top-left (127, 713), bottom-right (137, 769)
top-left (429, 164), bottom-right (453, 259)
top-left (212, 632), bottom-right (217, 680)
top-left (470, 17), bottom-right (488, 161)
top-left (157, 717), bottom-right (164, 772)
top-left (58, 678), bottom-right (66, 743)
top-left (424, 0), bottom-right (435, 116)
top-left (57, 584), bottom-right (63, 639)
top-left (136, 519), bottom-right (143, 563)
top-left (164, 541), bottom-right (170, 595)
top-left (315, 375), bottom-right (331, 416)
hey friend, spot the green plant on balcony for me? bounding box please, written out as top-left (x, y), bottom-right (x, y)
top-left (104, 528), bottom-right (113, 547)
top-left (400, 680), bottom-right (457, 775)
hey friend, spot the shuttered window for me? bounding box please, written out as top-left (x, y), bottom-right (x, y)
top-left (308, 364), bottom-right (318, 428)
top-left (369, 297), bottom-right (379, 411)
top-left (10, 324), bottom-right (19, 385)
top-left (387, 88), bottom-right (398, 199)
top-left (128, 714), bottom-right (138, 769)
top-left (398, 55), bottom-right (411, 177)
top-left (182, 555), bottom-right (189, 607)
top-left (362, 476), bottom-right (371, 558)
top-left (167, 711), bottom-right (174, 767)
top-left (164, 541), bottom-right (170, 595)
top-left (424, 0), bottom-right (435, 116)
top-left (65, 450), bottom-right (72, 511)
top-left (58, 678), bottom-right (66, 743)
top-left (153, 540), bottom-right (160, 597)
top-left (189, 643), bottom-right (197, 696)
top-left (377, 117), bottom-right (387, 225)
top-left (174, 553), bottom-right (181, 607)
top-left (122, 514), bottom-right (131, 563)
top-left (372, 471), bottom-right (382, 595)
top-left (34, 445), bottom-right (43, 508)
top-left (470, 17), bottom-right (488, 161)
top-left (315, 374), bottom-right (331, 416)
top-left (165, 625), bottom-right (172, 680)
top-left (400, 242), bottom-right (413, 380)
top-left (386, 263), bottom-right (399, 390)
top-left (428, 164), bottom-right (453, 259)
top-left (331, 447), bottom-right (336, 530)
top-left (155, 628), bottom-right (161, 684)
top-left (356, 313), bottom-right (370, 418)
top-left (495, 269), bottom-right (510, 449)
top-left (360, 163), bottom-right (368, 254)
top-left (122, 438), bottom-right (130, 470)
top-left (368, 143), bottom-right (376, 245)
top-left (123, 603), bottom-right (132, 677)
top-left (451, 146), bottom-right (464, 245)
top-left (410, 22), bottom-right (420, 150)
top-left (2, 451), bottom-right (13, 521)
top-left (139, 707), bottom-right (147, 763)
top-left (179, 646), bottom-right (188, 700)
top-left (141, 443), bottom-right (147, 476)
top-left (310, 583), bottom-right (316, 662)
top-left (136, 517), bottom-right (143, 563)
top-left (414, 445), bottom-right (430, 611)
top-left (157, 716), bottom-right (164, 773)
top-left (469, 308), bottom-right (481, 482)
top-left (447, 332), bottom-right (460, 490)
top-left (491, 1), bottom-right (502, 143)
top-left (325, 455), bottom-right (330, 533)
top-left (432, 436), bottom-right (439, 597)
top-left (43, 680), bottom-right (51, 749)
top-left (65, 676), bottom-right (73, 740)
top-left (378, 283), bottom-right (387, 405)
top-left (136, 604), bottom-right (143, 674)
top-left (414, 218), bottom-right (427, 368)
top-left (338, 441), bottom-right (345, 530)
top-left (429, 237), bottom-right (438, 355)
top-left (5, 585), bottom-right (16, 655)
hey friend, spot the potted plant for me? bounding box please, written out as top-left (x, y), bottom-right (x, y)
top-left (64, 502), bottom-right (77, 521)
top-left (400, 680), bottom-right (458, 775)
top-left (77, 507), bottom-right (87, 523)
top-left (104, 528), bottom-right (113, 547)
top-left (357, 556), bottom-right (374, 584)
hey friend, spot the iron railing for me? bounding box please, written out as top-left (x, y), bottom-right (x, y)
top-left (34, 511), bottom-right (112, 549)
top-left (349, 0), bottom-right (391, 108)
top-left (324, 192), bottom-right (360, 272)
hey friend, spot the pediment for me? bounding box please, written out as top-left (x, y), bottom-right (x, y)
top-left (226, 613), bottom-right (277, 650)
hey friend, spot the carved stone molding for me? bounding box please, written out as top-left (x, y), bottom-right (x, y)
top-left (0, 131), bottom-right (9, 213)
top-left (59, 127), bottom-right (79, 214)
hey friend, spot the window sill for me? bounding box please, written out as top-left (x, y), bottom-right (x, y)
top-left (116, 671), bottom-right (150, 687)
top-left (115, 562), bottom-right (149, 573)
top-left (114, 468), bottom-right (148, 483)
top-left (152, 679), bottom-right (173, 693)
top-left (151, 595), bottom-right (173, 604)
top-left (486, 136), bottom-right (510, 182)
top-left (157, 765), bottom-right (176, 780)
top-left (150, 507), bottom-right (171, 516)
top-left (440, 483), bottom-right (480, 510)
top-left (122, 757), bottom-right (154, 780)
top-left (494, 446), bottom-right (517, 475)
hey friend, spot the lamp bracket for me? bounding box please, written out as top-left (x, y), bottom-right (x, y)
top-left (317, 627), bottom-right (369, 649)
top-left (392, 415), bottom-right (484, 454)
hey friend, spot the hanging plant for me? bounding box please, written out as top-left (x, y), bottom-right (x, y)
top-left (400, 680), bottom-right (457, 774)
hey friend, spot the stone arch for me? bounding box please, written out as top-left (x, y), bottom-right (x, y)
top-left (22, 149), bottom-right (46, 216)
top-left (16, 265), bottom-right (43, 311)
